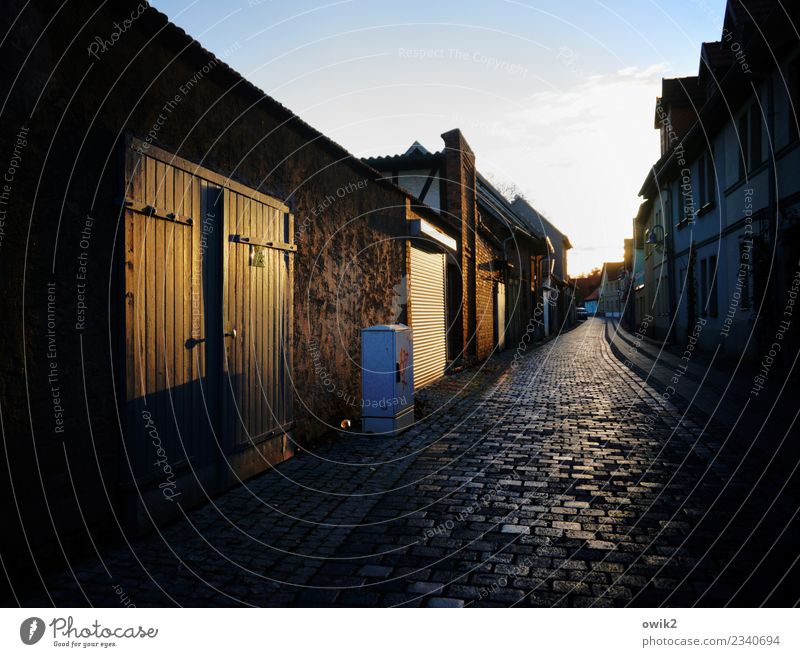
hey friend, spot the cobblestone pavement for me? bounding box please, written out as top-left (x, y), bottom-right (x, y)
top-left (19, 319), bottom-right (799, 607)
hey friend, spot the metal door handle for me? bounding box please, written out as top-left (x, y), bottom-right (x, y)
top-left (224, 328), bottom-right (237, 339)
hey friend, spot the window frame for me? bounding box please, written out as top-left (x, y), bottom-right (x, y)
top-left (708, 255), bottom-right (718, 318)
top-left (788, 57), bottom-right (800, 143)
top-left (699, 257), bottom-right (708, 317)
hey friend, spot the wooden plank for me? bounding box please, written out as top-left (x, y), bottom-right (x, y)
top-left (155, 159), bottom-right (166, 212)
top-left (268, 207), bottom-right (275, 428)
top-left (191, 177), bottom-right (202, 460)
top-left (123, 205), bottom-right (137, 480)
top-left (228, 188), bottom-right (237, 445)
top-left (261, 204), bottom-right (270, 433)
top-left (248, 200), bottom-right (258, 438)
top-left (199, 178), bottom-right (210, 457)
top-left (155, 195), bottom-right (166, 460)
top-left (145, 220), bottom-right (156, 465)
top-left (239, 192), bottom-right (250, 442)
top-left (146, 154), bottom-right (156, 207)
top-left (158, 162), bottom-right (177, 453)
top-left (179, 169), bottom-right (190, 457)
top-left (250, 199), bottom-right (261, 437)
top-left (173, 206), bottom-right (185, 460)
top-left (133, 158), bottom-right (148, 476)
top-left (283, 245), bottom-right (289, 425)
top-left (123, 148), bottom-right (138, 476)
top-left (270, 210), bottom-right (278, 429)
top-left (254, 201), bottom-right (263, 436)
top-left (155, 157), bottom-right (167, 458)
top-left (165, 220), bottom-right (176, 456)
top-left (225, 187), bottom-right (237, 447)
top-left (219, 185), bottom-right (227, 448)
top-left (172, 169), bottom-right (184, 432)
top-left (281, 208), bottom-right (287, 424)
top-left (286, 212), bottom-right (295, 423)
top-left (165, 163), bottom-right (174, 220)
top-left (188, 173), bottom-right (198, 462)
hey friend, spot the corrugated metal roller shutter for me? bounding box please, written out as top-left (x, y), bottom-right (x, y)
top-left (410, 245), bottom-right (447, 388)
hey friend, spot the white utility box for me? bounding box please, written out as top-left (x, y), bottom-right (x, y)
top-left (361, 324), bottom-right (414, 435)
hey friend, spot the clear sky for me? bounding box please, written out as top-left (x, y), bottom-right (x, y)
top-left (152, 0), bottom-right (727, 276)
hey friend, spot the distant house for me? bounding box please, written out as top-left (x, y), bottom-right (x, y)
top-left (583, 287), bottom-right (600, 315)
top-left (598, 262), bottom-right (627, 317)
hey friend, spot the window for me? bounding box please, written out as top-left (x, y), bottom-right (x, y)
top-left (789, 57), bottom-right (800, 142)
top-left (739, 241), bottom-right (751, 311)
top-left (708, 255), bottom-right (718, 318)
top-left (706, 148), bottom-right (716, 206)
top-left (737, 102), bottom-right (764, 179)
top-left (650, 206), bottom-right (662, 254)
top-left (679, 267), bottom-right (686, 317)
top-left (698, 149), bottom-right (717, 209)
top-left (738, 114), bottom-right (749, 179)
top-left (749, 102), bottom-right (763, 168)
top-left (699, 258), bottom-right (708, 316)
top-left (698, 155), bottom-right (706, 206)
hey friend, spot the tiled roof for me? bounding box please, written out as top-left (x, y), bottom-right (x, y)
top-left (511, 196), bottom-right (572, 249)
top-left (362, 150), bottom-right (442, 168)
top-left (584, 287), bottom-right (600, 302)
top-left (476, 172), bottom-right (537, 239)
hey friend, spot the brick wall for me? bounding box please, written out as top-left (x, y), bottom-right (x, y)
top-left (475, 231), bottom-right (503, 360)
top-left (441, 129), bottom-right (477, 361)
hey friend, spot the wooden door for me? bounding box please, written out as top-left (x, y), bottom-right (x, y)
top-left (123, 148), bottom-right (212, 481)
top-left (222, 189), bottom-right (294, 449)
top-left (124, 139), bottom-right (294, 486)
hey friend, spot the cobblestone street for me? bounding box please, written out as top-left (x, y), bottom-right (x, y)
top-left (20, 319), bottom-right (798, 608)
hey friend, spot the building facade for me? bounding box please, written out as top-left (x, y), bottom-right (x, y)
top-left (632, 0), bottom-right (800, 365)
top-left (597, 262), bottom-right (626, 318)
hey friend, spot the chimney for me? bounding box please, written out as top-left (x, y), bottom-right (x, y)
top-left (441, 128), bottom-right (477, 360)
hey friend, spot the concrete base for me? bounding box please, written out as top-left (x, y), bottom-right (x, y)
top-left (362, 409), bottom-right (414, 436)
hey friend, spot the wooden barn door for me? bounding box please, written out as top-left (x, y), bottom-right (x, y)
top-left (123, 148), bottom-right (216, 485)
top-left (124, 140), bottom-right (294, 492)
top-left (222, 189), bottom-right (295, 450)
